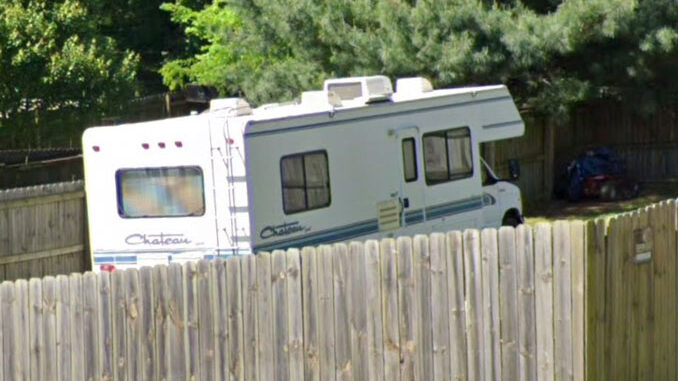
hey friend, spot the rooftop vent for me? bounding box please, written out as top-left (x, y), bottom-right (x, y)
top-left (323, 75), bottom-right (393, 106)
top-left (209, 98), bottom-right (252, 116)
top-left (301, 90), bottom-right (342, 108)
top-left (396, 77), bottom-right (434, 94)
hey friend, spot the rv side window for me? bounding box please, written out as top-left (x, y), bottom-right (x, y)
top-left (116, 167), bottom-right (205, 218)
top-left (281, 151), bottom-right (331, 214)
top-left (402, 138), bottom-right (418, 182)
top-left (423, 127), bottom-right (473, 185)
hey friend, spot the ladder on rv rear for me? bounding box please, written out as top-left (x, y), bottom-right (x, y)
top-left (223, 124), bottom-right (240, 249)
top-left (211, 117), bottom-right (244, 252)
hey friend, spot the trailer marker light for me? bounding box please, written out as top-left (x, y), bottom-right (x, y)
top-left (142, 143), bottom-right (149, 149)
top-left (92, 145), bottom-right (100, 152)
top-left (100, 264), bottom-right (116, 272)
top-left (158, 142), bottom-right (166, 148)
top-left (227, 138), bottom-right (234, 144)
top-left (175, 141), bottom-right (183, 148)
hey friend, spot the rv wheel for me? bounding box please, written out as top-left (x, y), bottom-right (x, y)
top-left (502, 210), bottom-right (523, 227)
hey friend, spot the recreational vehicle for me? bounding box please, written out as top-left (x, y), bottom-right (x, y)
top-left (82, 76), bottom-right (525, 271)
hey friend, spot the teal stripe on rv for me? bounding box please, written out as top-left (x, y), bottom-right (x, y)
top-left (253, 196), bottom-right (483, 252)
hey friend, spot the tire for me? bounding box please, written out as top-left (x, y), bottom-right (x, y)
top-left (600, 181), bottom-right (618, 201)
top-left (502, 212), bottom-right (522, 227)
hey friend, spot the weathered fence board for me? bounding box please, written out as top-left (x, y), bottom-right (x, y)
top-left (0, 222), bottom-right (588, 381)
top-left (285, 250), bottom-right (303, 381)
top-left (516, 224), bottom-right (537, 381)
top-left (151, 265), bottom-right (168, 381)
top-left (227, 256), bottom-right (245, 381)
top-left (1, 281), bottom-right (14, 381)
top-left (380, 239), bottom-right (400, 381)
top-left (498, 227), bottom-right (519, 381)
top-left (446, 231), bottom-right (467, 380)
top-left (463, 229), bottom-right (483, 381)
top-left (348, 242), bottom-right (368, 381)
top-left (413, 235), bottom-right (432, 381)
top-left (397, 236), bottom-right (418, 381)
top-left (553, 221), bottom-right (573, 381)
top-left (241, 254), bottom-right (258, 381)
top-left (316, 245), bottom-right (335, 380)
top-left (301, 247), bottom-right (319, 381)
top-left (255, 253), bottom-right (272, 381)
top-left (28, 278), bottom-right (44, 381)
top-left (271, 250), bottom-right (289, 381)
top-left (586, 219), bottom-right (606, 381)
top-left (481, 229), bottom-right (500, 381)
top-left (184, 262), bottom-right (200, 381)
top-left (167, 263), bottom-right (186, 380)
top-left (365, 240), bottom-right (384, 381)
top-left (430, 233), bottom-right (451, 381)
top-left (138, 267), bottom-right (155, 380)
top-left (535, 223), bottom-right (555, 381)
top-left (97, 271), bottom-right (113, 380)
top-left (124, 269), bottom-right (141, 381)
top-left (42, 277), bottom-right (57, 381)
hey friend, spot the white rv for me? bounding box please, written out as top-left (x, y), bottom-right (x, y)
top-left (82, 76), bottom-right (525, 271)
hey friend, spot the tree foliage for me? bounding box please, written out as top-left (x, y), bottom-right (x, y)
top-left (86, 0), bottom-right (211, 93)
top-left (0, 0), bottom-right (138, 116)
top-left (160, 0), bottom-right (678, 115)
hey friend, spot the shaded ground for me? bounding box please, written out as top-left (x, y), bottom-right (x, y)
top-left (525, 182), bottom-right (678, 224)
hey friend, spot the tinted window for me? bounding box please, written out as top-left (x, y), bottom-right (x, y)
top-left (281, 151), bottom-right (331, 214)
top-left (402, 137), bottom-right (418, 182)
top-left (423, 127), bottom-right (473, 185)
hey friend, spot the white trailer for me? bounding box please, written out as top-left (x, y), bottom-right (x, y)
top-left (82, 76), bottom-right (525, 271)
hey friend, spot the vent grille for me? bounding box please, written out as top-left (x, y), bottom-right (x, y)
top-left (377, 199), bottom-right (401, 231)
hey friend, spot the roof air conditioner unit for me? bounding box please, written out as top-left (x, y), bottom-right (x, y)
top-left (323, 75), bottom-right (393, 106)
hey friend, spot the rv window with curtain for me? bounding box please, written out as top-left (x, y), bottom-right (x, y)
top-left (402, 138), bottom-right (418, 182)
top-left (423, 127), bottom-right (473, 185)
top-left (116, 166), bottom-right (205, 218)
top-left (281, 151), bottom-right (331, 214)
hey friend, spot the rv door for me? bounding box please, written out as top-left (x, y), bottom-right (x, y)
top-left (395, 127), bottom-right (425, 229)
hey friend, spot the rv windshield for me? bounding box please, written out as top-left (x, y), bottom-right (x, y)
top-left (116, 167), bottom-right (205, 218)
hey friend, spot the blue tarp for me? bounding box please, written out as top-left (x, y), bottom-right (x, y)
top-left (566, 147), bottom-right (626, 200)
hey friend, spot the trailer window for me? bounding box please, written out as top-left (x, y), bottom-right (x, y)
top-left (423, 127), bottom-right (473, 185)
top-left (116, 167), bottom-right (205, 218)
top-left (281, 151), bottom-right (331, 214)
top-left (402, 138), bottom-right (418, 182)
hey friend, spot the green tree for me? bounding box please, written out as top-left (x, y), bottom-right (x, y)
top-left (87, 0), bottom-right (211, 94)
top-left (0, 0), bottom-right (138, 147)
top-left (160, 0), bottom-right (678, 115)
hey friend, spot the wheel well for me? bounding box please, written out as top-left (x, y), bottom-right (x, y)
top-left (502, 208), bottom-right (523, 226)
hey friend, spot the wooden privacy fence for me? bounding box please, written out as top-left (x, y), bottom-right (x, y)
top-left (0, 182), bottom-right (87, 280)
top-left (587, 199), bottom-right (678, 381)
top-left (0, 181), bottom-right (88, 281)
top-left (0, 223), bottom-right (585, 381)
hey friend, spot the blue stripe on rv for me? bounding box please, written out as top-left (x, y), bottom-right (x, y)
top-left (93, 255), bottom-right (138, 264)
top-left (253, 196), bottom-right (483, 252)
top-left (425, 196), bottom-right (483, 220)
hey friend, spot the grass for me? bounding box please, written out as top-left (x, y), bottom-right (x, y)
top-left (524, 182), bottom-right (678, 224)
